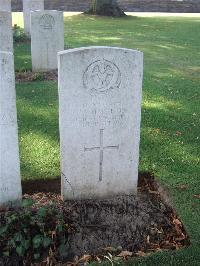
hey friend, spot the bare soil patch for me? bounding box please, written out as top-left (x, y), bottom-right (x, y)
top-left (15, 70), bottom-right (58, 83)
top-left (0, 173), bottom-right (189, 265)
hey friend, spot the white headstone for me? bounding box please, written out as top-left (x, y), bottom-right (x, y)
top-left (0, 51), bottom-right (22, 206)
top-left (58, 46), bottom-right (143, 200)
top-left (0, 11), bottom-right (13, 52)
top-left (31, 10), bottom-right (64, 71)
top-left (0, 0), bottom-right (11, 11)
top-left (23, 0), bottom-right (44, 35)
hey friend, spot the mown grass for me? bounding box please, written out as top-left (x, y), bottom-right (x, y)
top-left (13, 13), bottom-right (200, 265)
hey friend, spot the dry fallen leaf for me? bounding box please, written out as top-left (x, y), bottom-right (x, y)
top-left (102, 246), bottom-right (117, 252)
top-left (148, 243), bottom-right (160, 250)
top-left (173, 218), bottom-right (182, 226)
top-left (193, 194), bottom-right (200, 199)
top-left (117, 250), bottom-right (133, 257)
top-left (94, 256), bottom-right (101, 263)
top-left (175, 233), bottom-right (186, 241)
top-left (161, 241), bottom-right (176, 249)
top-left (175, 131), bottom-right (182, 136)
top-left (135, 251), bottom-right (146, 257)
top-left (148, 190), bottom-right (159, 194)
top-left (176, 184), bottom-right (188, 190)
top-left (78, 254), bottom-right (92, 263)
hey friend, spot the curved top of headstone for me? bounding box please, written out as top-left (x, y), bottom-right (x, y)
top-left (30, 9), bottom-right (63, 29)
top-left (58, 46), bottom-right (143, 96)
top-left (58, 46), bottom-right (143, 56)
top-left (31, 9), bottom-right (62, 13)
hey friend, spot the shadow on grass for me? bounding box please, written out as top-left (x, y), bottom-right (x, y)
top-left (15, 14), bottom-right (200, 72)
top-left (16, 78), bottom-right (199, 185)
top-left (16, 81), bottom-right (60, 179)
top-left (13, 13), bottom-right (200, 265)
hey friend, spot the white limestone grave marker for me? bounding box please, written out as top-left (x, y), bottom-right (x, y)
top-left (23, 0), bottom-right (44, 35)
top-left (31, 10), bottom-right (64, 71)
top-left (58, 46), bottom-right (143, 200)
top-left (0, 11), bottom-right (13, 52)
top-left (0, 0), bottom-right (11, 11)
top-left (0, 51), bottom-right (22, 206)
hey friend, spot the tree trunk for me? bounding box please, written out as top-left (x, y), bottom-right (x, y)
top-left (86, 0), bottom-right (126, 17)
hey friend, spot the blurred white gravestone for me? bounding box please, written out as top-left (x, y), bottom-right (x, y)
top-left (23, 0), bottom-right (44, 35)
top-left (58, 46), bottom-right (143, 200)
top-left (0, 11), bottom-right (13, 52)
top-left (31, 10), bottom-right (64, 71)
top-left (0, 51), bottom-right (22, 206)
top-left (0, 0), bottom-right (11, 11)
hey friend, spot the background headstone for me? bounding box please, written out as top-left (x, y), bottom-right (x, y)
top-left (0, 11), bottom-right (13, 52)
top-left (0, 51), bottom-right (22, 206)
top-left (23, 0), bottom-right (44, 35)
top-left (58, 46), bottom-right (143, 200)
top-left (0, 0), bottom-right (11, 11)
top-left (31, 10), bottom-right (64, 71)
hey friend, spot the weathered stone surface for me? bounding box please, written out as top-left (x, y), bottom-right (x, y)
top-left (0, 0), bottom-right (11, 11)
top-left (0, 11), bottom-right (13, 52)
top-left (58, 46), bottom-right (143, 200)
top-left (31, 10), bottom-right (64, 71)
top-left (0, 51), bottom-right (22, 207)
top-left (23, 0), bottom-right (44, 35)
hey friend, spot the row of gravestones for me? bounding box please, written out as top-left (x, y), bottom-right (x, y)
top-left (0, 0), bottom-right (143, 207)
top-left (0, 0), bottom-right (64, 71)
top-left (0, 0), bottom-right (44, 35)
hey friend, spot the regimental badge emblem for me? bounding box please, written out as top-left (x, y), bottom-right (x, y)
top-left (83, 59), bottom-right (121, 94)
top-left (39, 14), bottom-right (55, 30)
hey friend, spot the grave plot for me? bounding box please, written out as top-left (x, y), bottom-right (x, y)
top-left (1, 11), bottom-right (198, 266)
top-left (0, 46), bottom-right (190, 264)
top-left (0, 173), bottom-right (189, 265)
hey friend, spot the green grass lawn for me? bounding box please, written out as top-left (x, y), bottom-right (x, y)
top-left (13, 13), bottom-right (200, 265)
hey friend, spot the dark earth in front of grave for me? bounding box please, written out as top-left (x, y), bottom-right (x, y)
top-left (0, 173), bottom-right (189, 265)
top-left (15, 70), bottom-right (58, 83)
top-left (23, 173), bottom-right (189, 259)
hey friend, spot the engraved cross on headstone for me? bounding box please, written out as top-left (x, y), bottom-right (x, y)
top-left (84, 129), bottom-right (119, 181)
